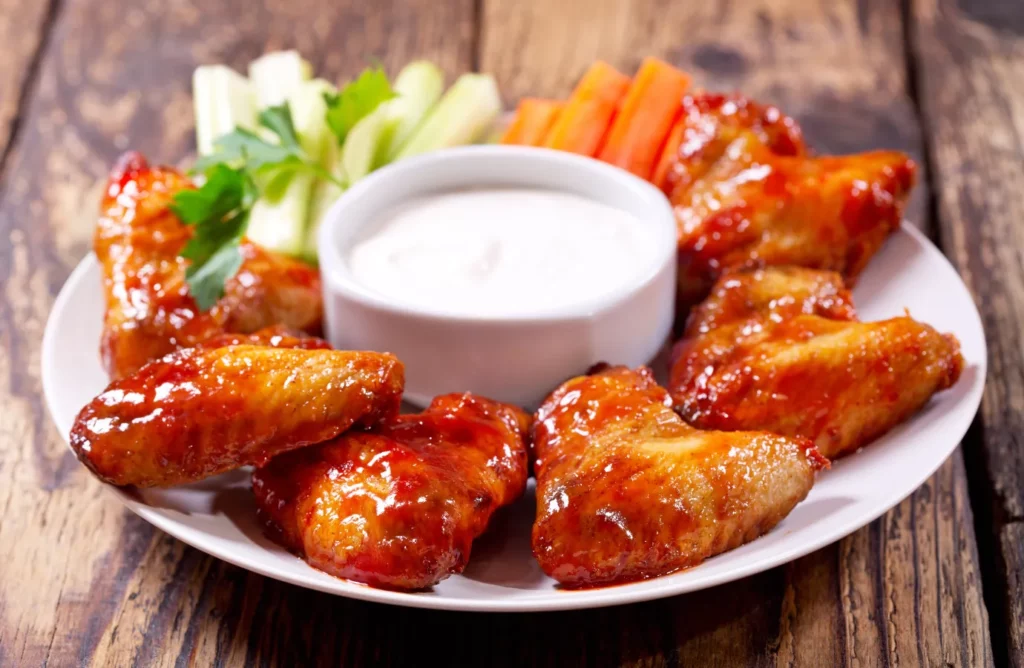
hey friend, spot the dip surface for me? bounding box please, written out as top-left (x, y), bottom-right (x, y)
top-left (347, 188), bottom-right (658, 317)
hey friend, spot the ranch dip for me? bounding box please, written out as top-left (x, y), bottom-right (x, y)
top-left (347, 188), bottom-right (660, 316)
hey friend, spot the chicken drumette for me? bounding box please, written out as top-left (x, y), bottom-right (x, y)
top-left (532, 365), bottom-right (826, 588)
top-left (669, 267), bottom-right (964, 459)
top-left (96, 152), bottom-right (323, 379)
top-left (253, 393), bottom-right (531, 590)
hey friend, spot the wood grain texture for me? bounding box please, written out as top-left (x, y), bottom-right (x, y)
top-left (910, 0), bottom-right (1024, 664)
top-left (0, 0), bottom-right (998, 665)
top-left (0, 0), bottom-right (55, 161)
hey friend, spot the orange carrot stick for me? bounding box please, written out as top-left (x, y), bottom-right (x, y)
top-left (596, 57), bottom-right (691, 180)
top-left (542, 61), bottom-right (631, 156)
top-left (651, 113), bottom-right (688, 193)
top-left (501, 99), bottom-right (565, 146)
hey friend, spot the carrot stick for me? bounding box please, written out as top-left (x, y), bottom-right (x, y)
top-left (651, 113), bottom-right (688, 193)
top-left (542, 61), bottom-right (631, 156)
top-left (501, 99), bottom-right (565, 146)
top-left (596, 57), bottom-right (691, 180)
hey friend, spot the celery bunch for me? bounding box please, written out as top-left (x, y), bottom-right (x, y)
top-left (187, 51), bottom-right (504, 301)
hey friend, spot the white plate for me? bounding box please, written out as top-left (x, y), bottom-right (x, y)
top-left (41, 224), bottom-right (986, 612)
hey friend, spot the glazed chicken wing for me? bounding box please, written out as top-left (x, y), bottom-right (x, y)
top-left (664, 93), bottom-right (916, 307)
top-left (532, 365), bottom-right (826, 588)
top-left (658, 92), bottom-right (806, 195)
top-left (192, 324), bottom-right (331, 351)
top-left (71, 346), bottom-right (403, 487)
top-left (669, 268), bottom-right (964, 459)
top-left (96, 152), bottom-right (323, 379)
top-left (253, 393), bottom-right (530, 590)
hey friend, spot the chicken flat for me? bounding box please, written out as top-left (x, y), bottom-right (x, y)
top-left (96, 152), bottom-right (323, 379)
top-left (71, 346), bottom-right (404, 487)
top-left (253, 393), bottom-right (530, 590)
top-left (663, 93), bottom-right (916, 307)
top-left (532, 365), bottom-right (826, 588)
top-left (669, 268), bottom-right (964, 459)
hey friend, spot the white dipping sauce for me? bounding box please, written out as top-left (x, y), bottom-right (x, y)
top-left (347, 188), bottom-right (659, 316)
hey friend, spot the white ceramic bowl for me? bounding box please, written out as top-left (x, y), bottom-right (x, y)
top-left (317, 146), bottom-right (677, 407)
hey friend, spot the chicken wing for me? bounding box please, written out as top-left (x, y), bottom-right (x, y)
top-left (532, 365), bottom-right (825, 588)
top-left (193, 325), bottom-right (330, 351)
top-left (659, 92), bottom-right (806, 196)
top-left (253, 393), bottom-right (530, 590)
top-left (664, 93), bottom-right (916, 307)
top-left (669, 268), bottom-right (964, 459)
top-left (71, 346), bottom-right (403, 487)
top-left (96, 152), bottom-right (323, 379)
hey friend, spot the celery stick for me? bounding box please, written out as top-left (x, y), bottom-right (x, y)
top-left (304, 142), bottom-right (344, 263)
top-left (340, 62), bottom-right (445, 183)
top-left (393, 74), bottom-right (502, 159)
top-left (248, 50), bottom-right (312, 108)
top-left (246, 79), bottom-right (334, 256)
top-left (246, 174), bottom-right (316, 256)
top-left (376, 61), bottom-right (444, 166)
top-left (192, 65), bottom-right (258, 156)
top-left (343, 106), bottom-right (388, 185)
top-left (304, 82), bottom-right (346, 263)
top-left (291, 78), bottom-right (336, 156)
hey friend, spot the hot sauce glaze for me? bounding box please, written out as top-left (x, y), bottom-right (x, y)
top-left (193, 324), bottom-right (331, 351)
top-left (661, 93), bottom-right (916, 308)
top-left (70, 346), bottom-right (404, 487)
top-left (96, 152), bottom-right (323, 380)
top-left (252, 394), bottom-right (531, 591)
top-left (531, 366), bottom-right (826, 588)
top-left (660, 92), bottom-right (806, 198)
top-left (669, 268), bottom-right (964, 459)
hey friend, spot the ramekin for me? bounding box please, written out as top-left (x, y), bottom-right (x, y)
top-left (317, 145), bottom-right (676, 408)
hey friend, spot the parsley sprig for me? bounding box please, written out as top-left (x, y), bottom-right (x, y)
top-left (173, 66), bottom-right (397, 311)
top-left (170, 164), bottom-right (256, 310)
top-left (172, 104), bottom-right (341, 310)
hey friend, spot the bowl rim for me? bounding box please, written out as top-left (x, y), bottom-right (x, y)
top-left (316, 145), bottom-right (678, 324)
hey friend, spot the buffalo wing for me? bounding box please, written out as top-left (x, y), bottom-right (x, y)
top-left (669, 268), bottom-right (964, 459)
top-left (663, 93), bottom-right (916, 307)
top-left (71, 346), bottom-right (404, 487)
top-left (532, 365), bottom-right (825, 587)
top-left (253, 394), bottom-right (530, 590)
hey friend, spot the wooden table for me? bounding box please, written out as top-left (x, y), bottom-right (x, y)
top-left (0, 0), bottom-right (1020, 665)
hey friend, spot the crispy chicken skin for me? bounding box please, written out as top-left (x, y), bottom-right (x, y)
top-left (660, 92), bottom-right (806, 197)
top-left (253, 394), bottom-right (531, 590)
top-left (96, 152), bottom-right (323, 380)
top-left (71, 346), bottom-right (404, 487)
top-left (665, 93), bottom-right (916, 307)
top-left (532, 365), bottom-right (826, 588)
top-left (193, 325), bottom-right (330, 351)
top-left (669, 268), bottom-right (964, 459)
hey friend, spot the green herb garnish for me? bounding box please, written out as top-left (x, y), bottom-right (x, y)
top-left (173, 104), bottom-right (340, 309)
top-left (323, 66), bottom-right (396, 145)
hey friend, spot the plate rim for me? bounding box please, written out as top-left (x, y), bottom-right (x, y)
top-left (41, 223), bottom-right (988, 612)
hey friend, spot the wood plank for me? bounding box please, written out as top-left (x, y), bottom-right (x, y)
top-left (910, 0), bottom-right (1024, 664)
top-left (0, 0), bottom-right (54, 160)
top-left (0, 0), bottom-right (474, 665)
